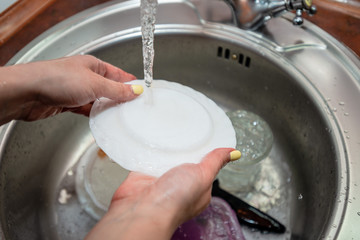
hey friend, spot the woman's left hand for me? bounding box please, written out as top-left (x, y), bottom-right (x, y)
top-left (85, 148), bottom-right (241, 240)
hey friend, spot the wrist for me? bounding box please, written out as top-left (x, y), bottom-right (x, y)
top-left (117, 193), bottom-right (180, 238)
top-left (0, 62), bottom-right (53, 125)
top-left (86, 192), bottom-right (181, 240)
top-left (0, 65), bottom-right (34, 124)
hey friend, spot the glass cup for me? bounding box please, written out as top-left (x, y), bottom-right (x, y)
top-left (217, 110), bottom-right (273, 193)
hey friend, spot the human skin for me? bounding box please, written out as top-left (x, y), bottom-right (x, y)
top-left (85, 148), bottom-right (238, 240)
top-left (0, 55), bottom-right (140, 125)
top-left (0, 55), bottom-right (241, 239)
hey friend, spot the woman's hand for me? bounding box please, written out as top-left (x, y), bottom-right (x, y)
top-left (0, 55), bottom-right (142, 125)
top-left (85, 148), bottom-right (241, 240)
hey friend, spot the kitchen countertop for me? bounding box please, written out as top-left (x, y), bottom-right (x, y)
top-left (0, 0), bottom-right (359, 66)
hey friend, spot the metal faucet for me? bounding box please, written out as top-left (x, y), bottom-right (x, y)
top-left (223, 0), bottom-right (317, 30)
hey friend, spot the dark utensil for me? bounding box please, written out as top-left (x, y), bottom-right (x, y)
top-left (212, 179), bottom-right (286, 233)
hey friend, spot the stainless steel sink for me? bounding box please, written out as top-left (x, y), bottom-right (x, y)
top-left (0, 0), bottom-right (359, 239)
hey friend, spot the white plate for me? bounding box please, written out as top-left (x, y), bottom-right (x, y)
top-left (89, 80), bottom-right (236, 176)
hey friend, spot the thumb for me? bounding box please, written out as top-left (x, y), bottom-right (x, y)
top-left (95, 78), bottom-right (143, 102)
top-left (199, 148), bottom-right (241, 182)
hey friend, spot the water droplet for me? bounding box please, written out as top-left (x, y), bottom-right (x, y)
top-left (338, 101), bottom-right (345, 106)
top-left (357, 212), bottom-right (360, 216)
top-left (326, 98), bottom-right (331, 102)
top-left (298, 193), bottom-right (303, 200)
top-left (346, 136), bottom-right (350, 139)
top-left (332, 108), bottom-right (337, 112)
top-left (344, 130), bottom-right (349, 133)
top-left (344, 113), bottom-right (349, 116)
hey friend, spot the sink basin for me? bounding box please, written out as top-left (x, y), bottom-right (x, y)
top-left (0, 0), bottom-right (359, 239)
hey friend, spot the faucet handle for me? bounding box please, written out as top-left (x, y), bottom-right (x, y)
top-left (289, 0), bottom-right (317, 26)
top-left (223, 0), bottom-right (317, 30)
top-left (293, 9), bottom-right (304, 25)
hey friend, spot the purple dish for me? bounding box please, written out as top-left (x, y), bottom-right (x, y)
top-left (172, 197), bottom-right (245, 240)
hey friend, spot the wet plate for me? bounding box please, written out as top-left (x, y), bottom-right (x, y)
top-left (89, 79), bottom-right (236, 176)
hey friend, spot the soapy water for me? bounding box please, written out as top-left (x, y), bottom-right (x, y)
top-left (141, 0), bottom-right (158, 87)
top-left (241, 155), bottom-right (292, 240)
top-left (218, 110), bottom-right (292, 239)
top-left (218, 110), bottom-right (273, 193)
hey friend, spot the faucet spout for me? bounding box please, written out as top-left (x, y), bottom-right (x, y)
top-left (224, 0), bottom-right (317, 30)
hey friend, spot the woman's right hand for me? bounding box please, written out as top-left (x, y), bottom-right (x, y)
top-left (0, 55), bottom-right (142, 125)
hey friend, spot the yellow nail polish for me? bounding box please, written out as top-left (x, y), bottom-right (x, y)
top-left (131, 85), bottom-right (144, 95)
top-left (230, 150), bottom-right (241, 161)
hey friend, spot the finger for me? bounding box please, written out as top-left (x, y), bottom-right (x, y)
top-left (126, 171), bottom-right (156, 182)
top-left (102, 61), bottom-right (137, 83)
top-left (63, 104), bottom-right (93, 116)
top-left (81, 55), bottom-right (136, 82)
top-left (94, 76), bottom-right (143, 102)
top-left (111, 172), bottom-right (156, 201)
top-left (199, 148), bottom-right (241, 182)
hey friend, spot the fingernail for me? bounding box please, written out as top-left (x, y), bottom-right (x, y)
top-left (230, 150), bottom-right (241, 161)
top-left (131, 85), bottom-right (144, 95)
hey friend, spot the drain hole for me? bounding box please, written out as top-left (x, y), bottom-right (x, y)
top-left (239, 54), bottom-right (244, 64)
top-left (224, 49), bottom-right (230, 59)
top-left (217, 47), bottom-right (223, 57)
top-left (245, 57), bottom-right (251, 67)
top-left (216, 46), bottom-right (251, 68)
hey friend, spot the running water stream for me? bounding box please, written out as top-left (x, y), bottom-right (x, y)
top-left (141, 0), bottom-right (158, 88)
